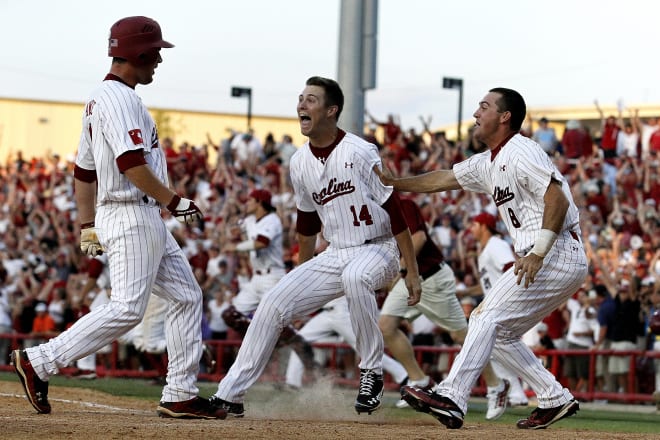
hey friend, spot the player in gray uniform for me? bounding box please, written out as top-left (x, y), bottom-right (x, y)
top-left (379, 87), bottom-right (587, 430)
top-left (209, 76), bottom-right (422, 417)
top-left (11, 16), bottom-right (225, 419)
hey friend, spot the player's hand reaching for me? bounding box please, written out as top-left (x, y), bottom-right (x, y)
top-left (404, 274), bottom-right (423, 306)
top-left (80, 224), bottom-right (104, 256)
top-left (514, 253), bottom-right (544, 288)
top-left (167, 195), bottom-right (203, 224)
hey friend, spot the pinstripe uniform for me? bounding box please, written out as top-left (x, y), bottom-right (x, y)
top-left (25, 76), bottom-right (205, 403)
top-left (232, 212), bottom-right (286, 314)
top-left (215, 131), bottom-right (400, 403)
top-left (477, 235), bottom-right (515, 294)
top-left (433, 134), bottom-right (588, 414)
top-left (284, 296), bottom-right (408, 388)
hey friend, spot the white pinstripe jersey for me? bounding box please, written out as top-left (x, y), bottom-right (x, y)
top-left (477, 235), bottom-right (515, 294)
top-left (290, 132), bottom-right (393, 248)
top-left (241, 212), bottom-right (284, 272)
top-left (454, 134), bottom-right (580, 255)
top-left (75, 78), bottom-right (168, 205)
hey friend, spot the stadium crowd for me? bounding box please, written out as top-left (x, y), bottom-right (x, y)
top-left (0, 107), bottom-right (658, 403)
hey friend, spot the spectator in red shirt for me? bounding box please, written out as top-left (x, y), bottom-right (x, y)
top-left (595, 100), bottom-right (621, 162)
top-left (561, 120), bottom-right (593, 159)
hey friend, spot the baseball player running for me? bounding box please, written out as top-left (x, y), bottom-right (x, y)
top-left (220, 189), bottom-right (316, 369)
top-left (459, 212), bottom-right (529, 406)
top-left (209, 76), bottom-right (421, 417)
top-left (378, 87), bottom-right (587, 429)
top-left (11, 16), bottom-right (225, 419)
top-left (379, 199), bottom-right (510, 419)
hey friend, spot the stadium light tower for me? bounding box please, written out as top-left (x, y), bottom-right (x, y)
top-left (443, 77), bottom-right (463, 141)
top-left (231, 86), bottom-right (252, 130)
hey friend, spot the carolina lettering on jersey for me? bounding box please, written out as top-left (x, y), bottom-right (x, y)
top-left (128, 129), bottom-right (144, 146)
top-left (492, 186), bottom-right (514, 206)
top-left (312, 177), bottom-right (356, 205)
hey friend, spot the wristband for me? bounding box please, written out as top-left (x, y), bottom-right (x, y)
top-left (530, 229), bottom-right (558, 258)
top-left (235, 240), bottom-right (256, 252)
top-left (167, 194), bottom-right (181, 212)
top-left (80, 221), bottom-right (95, 229)
top-left (399, 268), bottom-right (408, 278)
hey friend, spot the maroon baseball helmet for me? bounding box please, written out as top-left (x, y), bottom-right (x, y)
top-left (249, 189), bottom-right (273, 206)
top-left (108, 16), bottom-right (174, 66)
top-left (473, 212), bottom-right (497, 231)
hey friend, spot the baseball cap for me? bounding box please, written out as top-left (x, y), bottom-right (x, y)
top-left (473, 212), bottom-right (497, 231)
top-left (249, 189), bottom-right (272, 205)
top-left (35, 302), bottom-right (47, 313)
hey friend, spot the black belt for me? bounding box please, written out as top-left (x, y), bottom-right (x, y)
top-left (255, 268), bottom-right (271, 275)
top-left (142, 195), bottom-right (161, 207)
top-left (420, 261), bottom-right (445, 280)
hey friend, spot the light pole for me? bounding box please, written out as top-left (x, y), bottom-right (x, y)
top-left (442, 77), bottom-right (463, 141)
top-left (231, 86), bottom-right (252, 131)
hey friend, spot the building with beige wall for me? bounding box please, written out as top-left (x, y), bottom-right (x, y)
top-left (0, 97), bottom-right (305, 165)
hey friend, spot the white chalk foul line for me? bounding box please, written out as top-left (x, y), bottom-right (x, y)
top-left (1, 392), bottom-right (153, 415)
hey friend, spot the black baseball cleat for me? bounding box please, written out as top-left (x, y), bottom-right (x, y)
top-left (209, 395), bottom-right (245, 418)
top-left (401, 385), bottom-right (464, 429)
top-left (516, 400), bottom-right (579, 429)
top-left (157, 396), bottom-right (227, 419)
top-left (354, 369), bottom-right (384, 415)
top-left (11, 349), bottom-right (51, 414)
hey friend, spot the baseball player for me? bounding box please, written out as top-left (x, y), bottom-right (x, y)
top-left (11, 16), bottom-right (225, 419)
top-left (379, 87), bottom-right (588, 430)
top-left (220, 188), bottom-right (317, 370)
top-left (459, 212), bottom-right (529, 406)
top-left (379, 199), bottom-right (511, 420)
top-left (209, 76), bottom-right (421, 417)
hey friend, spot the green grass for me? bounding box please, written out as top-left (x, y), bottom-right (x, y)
top-left (2, 372), bottom-right (658, 433)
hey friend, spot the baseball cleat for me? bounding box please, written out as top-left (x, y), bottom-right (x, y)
top-left (209, 395), bottom-right (245, 418)
top-left (11, 349), bottom-right (51, 414)
top-left (157, 396), bottom-right (227, 419)
top-left (485, 379), bottom-right (510, 420)
top-left (354, 369), bottom-right (384, 414)
top-left (401, 385), bottom-right (464, 429)
top-left (396, 376), bottom-right (435, 409)
top-left (516, 399), bottom-right (579, 429)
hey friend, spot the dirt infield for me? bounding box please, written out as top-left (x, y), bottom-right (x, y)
top-left (0, 381), bottom-right (654, 440)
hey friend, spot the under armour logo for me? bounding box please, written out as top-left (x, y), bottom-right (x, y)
top-left (500, 165), bottom-right (506, 172)
top-left (345, 162), bottom-right (354, 168)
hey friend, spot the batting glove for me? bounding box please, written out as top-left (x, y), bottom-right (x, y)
top-left (80, 224), bottom-right (104, 256)
top-left (167, 195), bottom-right (203, 224)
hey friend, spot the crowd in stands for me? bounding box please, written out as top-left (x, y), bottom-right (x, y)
top-left (0, 105), bottom-right (658, 400)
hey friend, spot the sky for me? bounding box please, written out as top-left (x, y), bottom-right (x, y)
top-left (1, 0), bottom-right (659, 134)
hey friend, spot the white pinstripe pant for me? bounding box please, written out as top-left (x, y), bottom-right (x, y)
top-left (436, 233), bottom-right (588, 413)
top-left (216, 238), bottom-right (400, 403)
top-left (27, 204), bottom-right (204, 402)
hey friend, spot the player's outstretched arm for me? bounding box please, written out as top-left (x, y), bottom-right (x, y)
top-left (374, 166), bottom-right (460, 194)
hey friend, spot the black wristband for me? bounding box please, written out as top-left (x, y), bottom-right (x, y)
top-left (399, 268), bottom-right (408, 278)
